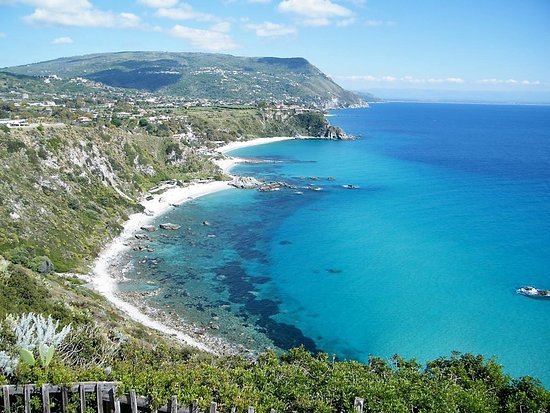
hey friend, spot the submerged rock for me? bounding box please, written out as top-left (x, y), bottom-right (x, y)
top-left (140, 225), bottom-right (157, 232)
top-left (160, 223), bottom-right (181, 230)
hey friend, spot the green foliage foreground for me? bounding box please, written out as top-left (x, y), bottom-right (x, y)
top-left (0, 264), bottom-right (548, 412)
top-left (3, 343), bottom-right (549, 413)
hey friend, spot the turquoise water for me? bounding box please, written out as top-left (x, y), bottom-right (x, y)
top-left (123, 103), bottom-right (550, 385)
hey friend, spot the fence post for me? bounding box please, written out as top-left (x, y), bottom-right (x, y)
top-left (230, 407), bottom-right (236, 413)
top-left (247, 407), bottom-right (255, 413)
top-left (61, 387), bottom-right (69, 413)
top-left (3, 385), bottom-right (11, 413)
top-left (170, 396), bottom-right (178, 413)
top-left (353, 397), bottom-right (364, 413)
top-left (189, 399), bottom-right (198, 413)
top-left (96, 384), bottom-right (104, 413)
top-left (24, 385), bottom-right (31, 413)
top-left (109, 387), bottom-right (121, 413)
top-left (42, 384), bottom-right (51, 413)
top-left (79, 383), bottom-right (86, 413)
top-left (129, 390), bottom-right (138, 413)
top-left (209, 402), bottom-right (217, 413)
top-left (270, 409), bottom-right (276, 413)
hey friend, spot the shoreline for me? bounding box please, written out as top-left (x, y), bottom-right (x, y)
top-left (90, 136), bottom-right (294, 354)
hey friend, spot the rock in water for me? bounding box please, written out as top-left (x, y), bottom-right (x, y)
top-left (322, 125), bottom-right (352, 140)
top-left (140, 225), bottom-right (157, 232)
top-left (160, 223), bottom-right (181, 230)
top-left (230, 176), bottom-right (263, 189)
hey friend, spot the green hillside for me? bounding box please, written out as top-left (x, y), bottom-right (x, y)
top-left (4, 51), bottom-right (364, 108)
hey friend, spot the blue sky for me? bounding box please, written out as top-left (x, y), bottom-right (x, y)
top-left (1, 0), bottom-right (549, 97)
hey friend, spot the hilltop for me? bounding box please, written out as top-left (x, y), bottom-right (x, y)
top-left (4, 51), bottom-right (364, 109)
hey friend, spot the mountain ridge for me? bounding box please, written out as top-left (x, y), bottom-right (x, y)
top-left (4, 51), bottom-right (364, 109)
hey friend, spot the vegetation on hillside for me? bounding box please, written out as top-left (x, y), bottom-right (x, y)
top-left (4, 52), bottom-right (364, 108)
top-left (0, 105), bottom-right (330, 272)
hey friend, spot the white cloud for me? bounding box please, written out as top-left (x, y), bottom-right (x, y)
top-left (24, 8), bottom-right (142, 27)
top-left (13, 0), bottom-right (143, 28)
top-left (336, 17), bottom-right (355, 27)
top-left (169, 23), bottom-right (237, 51)
top-left (426, 77), bottom-right (464, 84)
top-left (478, 78), bottom-right (541, 86)
top-left (278, 0), bottom-right (353, 25)
top-left (365, 19), bottom-right (396, 27)
top-left (303, 17), bottom-right (330, 26)
top-left (340, 75), bottom-right (464, 84)
top-left (20, 0), bottom-right (91, 12)
top-left (155, 4), bottom-right (218, 22)
top-left (245, 21), bottom-right (296, 37)
top-left (0, 32), bottom-right (6, 38)
top-left (138, 0), bottom-right (178, 7)
top-left (210, 21), bottom-right (231, 32)
top-left (51, 36), bottom-right (73, 44)
top-left (248, 0), bottom-right (271, 3)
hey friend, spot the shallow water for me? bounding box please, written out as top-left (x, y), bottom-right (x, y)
top-left (121, 103), bottom-right (550, 385)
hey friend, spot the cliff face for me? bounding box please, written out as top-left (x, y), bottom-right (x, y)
top-left (0, 127), bottom-right (197, 272)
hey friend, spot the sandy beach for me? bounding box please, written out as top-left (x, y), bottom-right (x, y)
top-left (91, 136), bottom-right (294, 353)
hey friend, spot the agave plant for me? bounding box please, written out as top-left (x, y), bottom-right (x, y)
top-left (3, 313), bottom-right (71, 369)
top-left (0, 351), bottom-right (19, 376)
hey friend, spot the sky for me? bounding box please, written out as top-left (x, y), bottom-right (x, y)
top-left (1, 0), bottom-right (549, 100)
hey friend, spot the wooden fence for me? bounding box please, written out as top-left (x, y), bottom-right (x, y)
top-left (0, 382), bottom-right (366, 413)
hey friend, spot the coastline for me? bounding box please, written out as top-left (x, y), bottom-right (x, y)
top-left (90, 136), bottom-right (294, 354)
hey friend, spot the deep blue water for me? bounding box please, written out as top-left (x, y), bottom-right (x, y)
top-left (122, 103), bottom-right (550, 386)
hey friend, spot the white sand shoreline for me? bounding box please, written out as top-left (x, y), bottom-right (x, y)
top-left (90, 136), bottom-right (295, 353)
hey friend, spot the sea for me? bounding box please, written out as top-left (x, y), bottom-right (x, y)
top-left (119, 103), bottom-right (550, 386)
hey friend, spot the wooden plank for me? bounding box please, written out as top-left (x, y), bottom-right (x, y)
top-left (79, 383), bottom-right (86, 413)
top-left (61, 387), bottom-right (69, 413)
top-left (353, 397), bottom-right (364, 413)
top-left (112, 389), bottom-right (121, 413)
top-left (96, 384), bottom-right (104, 413)
top-left (188, 399), bottom-right (197, 413)
top-left (129, 390), bottom-right (138, 413)
top-left (209, 402), bottom-right (217, 413)
top-left (42, 384), bottom-right (51, 413)
top-left (3, 385), bottom-right (11, 413)
top-left (23, 385), bottom-right (31, 413)
top-left (230, 407), bottom-right (236, 413)
top-left (247, 407), bottom-right (255, 413)
top-left (170, 396), bottom-right (178, 413)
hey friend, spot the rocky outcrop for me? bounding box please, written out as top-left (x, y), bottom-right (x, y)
top-left (229, 176), bottom-right (263, 189)
top-left (36, 257), bottom-right (54, 273)
top-left (321, 125), bottom-right (353, 140)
